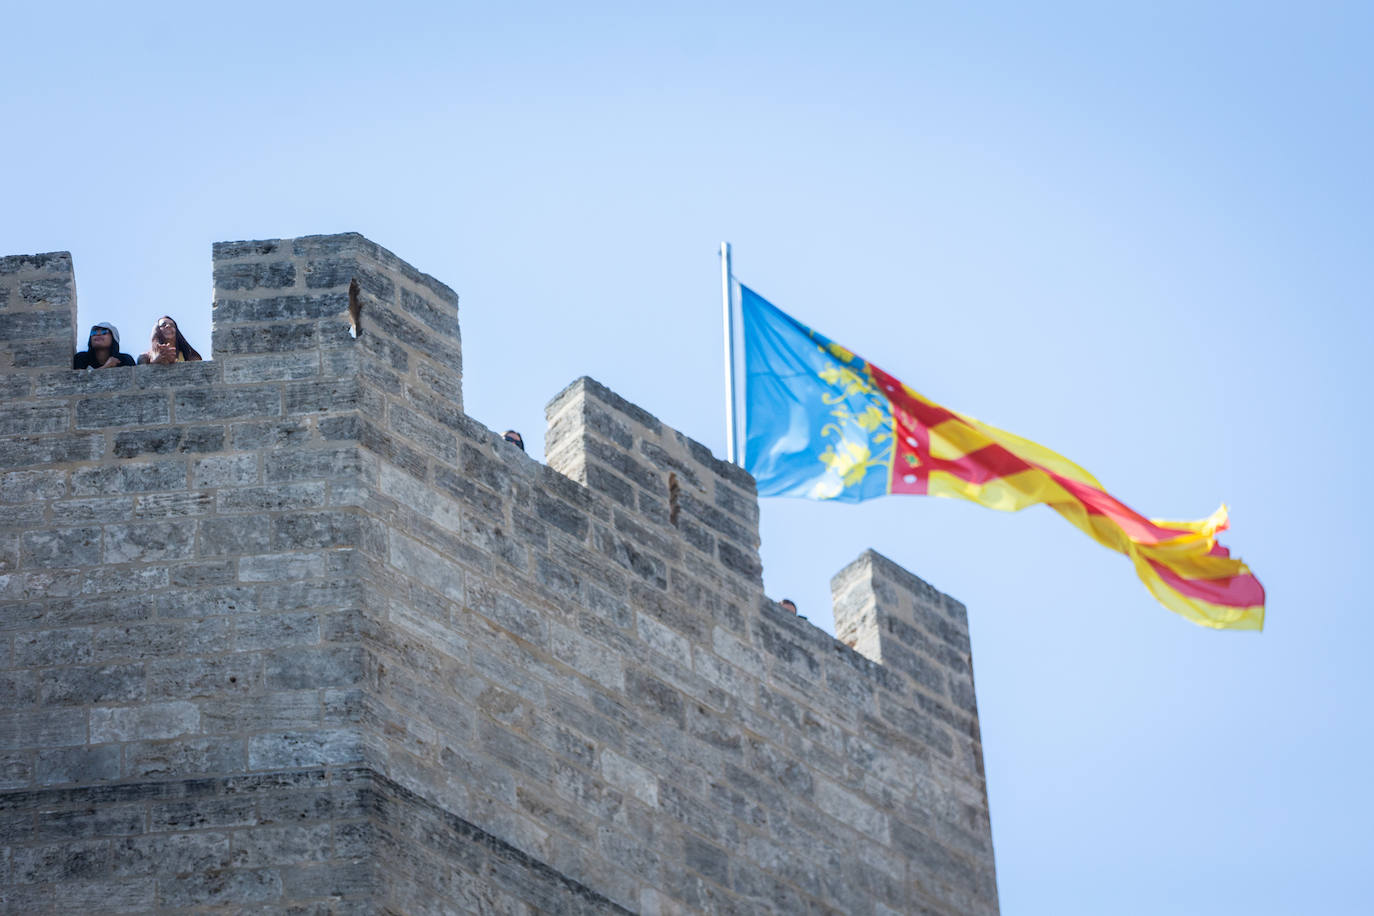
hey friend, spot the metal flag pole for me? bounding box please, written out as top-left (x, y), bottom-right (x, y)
top-left (721, 242), bottom-right (738, 465)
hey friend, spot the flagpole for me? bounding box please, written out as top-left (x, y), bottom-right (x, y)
top-left (721, 242), bottom-right (738, 465)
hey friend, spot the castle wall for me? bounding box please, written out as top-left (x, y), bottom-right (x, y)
top-left (0, 235), bottom-right (996, 914)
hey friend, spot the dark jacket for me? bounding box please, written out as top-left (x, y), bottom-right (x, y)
top-left (73, 351), bottom-right (136, 369)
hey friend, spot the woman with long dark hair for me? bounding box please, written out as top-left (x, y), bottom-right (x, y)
top-left (137, 316), bottom-right (203, 365)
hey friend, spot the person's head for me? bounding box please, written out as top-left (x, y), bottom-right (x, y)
top-left (153, 316), bottom-right (178, 345)
top-left (149, 316), bottom-right (202, 361)
top-left (503, 430), bottom-right (525, 451)
top-left (88, 322), bottom-right (119, 355)
top-left (780, 598), bottom-right (797, 615)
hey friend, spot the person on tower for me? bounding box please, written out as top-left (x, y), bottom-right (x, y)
top-left (73, 322), bottom-right (136, 369)
top-left (137, 316), bottom-right (203, 365)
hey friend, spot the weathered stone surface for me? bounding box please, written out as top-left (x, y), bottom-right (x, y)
top-left (214, 259), bottom-right (296, 290)
top-left (191, 454), bottom-right (258, 488)
top-left (40, 663), bottom-right (146, 706)
top-left (112, 831), bottom-right (231, 877)
top-left (104, 522), bottom-right (195, 563)
top-left (0, 432), bottom-right (104, 469)
top-left (175, 387), bottom-right (280, 421)
top-left (247, 730), bottom-right (361, 769)
top-left (21, 526), bottom-right (100, 567)
top-left (35, 746), bottom-right (122, 785)
top-left (70, 460), bottom-right (186, 495)
top-left (0, 708), bottom-right (86, 749)
top-left (75, 393), bottom-right (169, 428)
top-left (0, 309), bottom-right (72, 340)
top-left (0, 234), bottom-right (996, 916)
top-left (90, 702), bottom-right (199, 742)
top-left (113, 425), bottom-right (225, 458)
top-left (0, 402), bottom-right (69, 435)
top-left (125, 738), bottom-right (245, 778)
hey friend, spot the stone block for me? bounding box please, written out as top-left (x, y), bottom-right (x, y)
top-left (12, 337), bottom-right (73, 367)
top-left (257, 580), bottom-right (355, 611)
top-left (21, 525), bottom-right (100, 567)
top-left (168, 559), bottom-right (236, 586)
top-left (75, 392), bottom-right (169, 427)
top-left (0, 668), bottom-right (36, 705)
top-left (192, 454), bottom-right (259, 487)
top-left (0, 308), bottom-right (72, 340)
top-left (247, 729), bottom-right (362, 769)
top-left (133, 360), bottom-right (221, 389)
top-left (92, 622), bottom-right (228, 667)
top-left (214, 259), bottom-right (297, 290)
top-left (814, 775), bottom-right (890, 843)
top-left (104, 521), bottom-right (195, 563)
top-left (222, 350), bottom-right (324, 382)
top-left (175, 387), bottom-right (281, 421)
top-left (155, 584), bottom-right (257, 618)
top-left (158, 868), bottom-right (285, 908)
top-left (239, 552), bottom-right (329, 582)
top-left (272, 510), bottom-right (360, 551)
top-left (0, 432), bottom-right (104, 469)
top-left (263, 447), bottom-right (362, 483)
top-left (197, 515), bottom-right (272, 556)
top-left (601, 749), bottom-right (658, 808)
top-left (215, 291), bottom-right (346, 323)
top-left (33, 804), bottom-right (144, 841)
top-left (148, 655), bottom-right (263, 699)
top-left (32, 367), bottom-right (132, 396)
top-left (233, 612), bottom-right (320, 651)
top-left (219, 482), bottom-right (326, 512)
top-left (40, 662), bottom-right (146, 705)
top-left (46, 495), bottom-right (135, 524)
top-left (90, 701), bottom-right (199, 742)
top-left (199, 691), bottom-right (321, 733)
top-left (150, 797), bottom-right (256, 832)
top-left (132, 491), bottom-right (214, 519)
top-left (231, 823), bottom-right (332, 867)
top-left (231, 418), bottom-right (312, 449)
top-left (0, 402), bottom-right (69, 435)
top-left (47, 880), bottom-right (156, 914)
top-left (264, 646), bottom-right (363, 689)
top-left (11, 838), bottom-right (112, 884)
top-left (111, 831), bottom-right (231, 877)
top-left (390, 532), bottom-right (463, 603)
top-left (0, 468), bottom-right (67, 503)
top-left (470, 587), bottom-right (547, 648)
top-left (34, 745), bottom-right (122, 785)
top-left (13, 628), bottom-right (93, 666)
top-left (112, 425), bottom-right (226, 458)
top-left (124, 737), bottom-right (245, 778)
top-left (71, 459), bottom-right (187, 495)
top-left (399, 286), bottom-right (459, 335)
top-left (214, 321), bottom-right (318, 355)
top-left (551, 620), bottom-right (625, 691)
top-left (213, 239), bottom-right (285, 259)
top-left (285, 377), bottom-right (361, 414)
top-left (280, 860), bottom-right (378, 900)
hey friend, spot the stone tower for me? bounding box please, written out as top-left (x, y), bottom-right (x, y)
top-left (0, 234), bottom-right (998, 913)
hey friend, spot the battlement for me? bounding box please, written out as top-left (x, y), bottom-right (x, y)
top-left (0, 234), bottom-right (997, 914)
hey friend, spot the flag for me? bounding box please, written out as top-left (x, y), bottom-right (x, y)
top-left (737, 282), bottom-right (1265, 631)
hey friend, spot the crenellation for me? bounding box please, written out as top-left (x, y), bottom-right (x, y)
top-left (0, 232), bottom-right (997, 914)
top-left (0, 252), bottom-right (78, 375)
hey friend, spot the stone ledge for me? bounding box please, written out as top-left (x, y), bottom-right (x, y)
top-left (0, 766), bottom-right (631, 914)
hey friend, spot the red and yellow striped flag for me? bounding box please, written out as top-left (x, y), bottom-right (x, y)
top-left (739, 283), bottom-right (1265, 630)
top-left (874, 363), bottom-right (1265, 630)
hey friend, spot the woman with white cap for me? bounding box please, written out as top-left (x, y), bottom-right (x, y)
top-left (73, 322), bottom-right (136, 369)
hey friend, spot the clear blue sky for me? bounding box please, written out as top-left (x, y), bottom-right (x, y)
top-left (6, 2), bottom-right (1371, 912)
